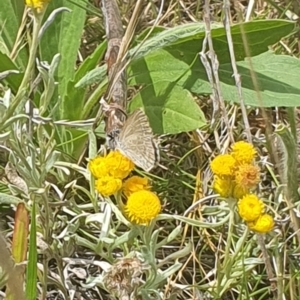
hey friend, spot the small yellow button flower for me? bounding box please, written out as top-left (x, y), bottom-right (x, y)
top-left (231, 141), bottom-right (257, 164)
top-left (238, 194), bottom-right (264, 222)
top-left (125, 190), bottom-right (161, 225)
top-left (210, 154), bottom-right (236, 177)
top-left (232, 184), bottom-right (249, 200)
top-left (247, 214), bottom-right (274, 233)
top-left (88, 156), bottom-right (109, 179)
top-left (123, 176), bottom-right (151, 197)
top-left (212, 176), bottom-right (234, 198)
top-left (235, 164), bottom-right (260, 190)
top-left (95, 176), bottom-right (122, 197)
top-left (106, 151), bottom-right (135, 179)
top-left (25, 0), bottom-right (49, 10)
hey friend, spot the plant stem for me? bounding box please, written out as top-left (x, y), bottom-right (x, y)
top-left (0, 9), bottom-right (44, 131)
top-left (224, 198), bottom-right (236, 264)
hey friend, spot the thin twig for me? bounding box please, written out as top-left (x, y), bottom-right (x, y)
top-left (224, 0), bottom-right (277, 294)
top-left (201, 0), bottom-right (232, 142)
top-left (257, 234), bottom-right (278, 295)
top-left (223, 0), bottom-right (251, 142)
top-left (100, 0), bottom-right (127, 134)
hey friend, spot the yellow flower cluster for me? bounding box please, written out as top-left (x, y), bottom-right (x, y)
top-left (210, 141), bottom-right (260, 199)
top-left (211, 141), bottom-right (274, 233)
top-left (123, 176), bottom-right (151, 197)
top-left (25, 0), bottom-right (49, 11)
top-left (238, 194), bottom-right (274, 233)
top-left (89, 151), bottom-right (161, 225)
top-left (89, 151), bottom-right (134, 196)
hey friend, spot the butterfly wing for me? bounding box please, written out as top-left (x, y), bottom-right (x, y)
top-left (116, 109), bottom-right (159, 172)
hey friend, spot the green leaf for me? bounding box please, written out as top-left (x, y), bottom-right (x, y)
top-left (129, 82), bottom-right (206, 134)
top-left (64, 40), bottom-right (107, 120)
top-left (129, 21), bottom-right (297, 109)
top-left (134, 26), bottom-right (166, 44)
top-left (152, 51), bottom-right (300, 107)
top-left (77, 19), bottom-right (296, 129)
top-left (130, 22), bottom-right (221, 61)
top-left (10, 0), bottom-right (25, 24)
top-left (75, 40), bottom-right (107, 83)
top-left (40, 0), bottom-right (87, 118)
top-left (0, 40), bottom-right (23, 95)
top-left (75, 65), bottom-right (107, 89)
top-left (0, 0), bottom-right (27, 69)
top-left (0, 193), bottom-right (22, 205)
top-left (129, 21), bottom-right (294, 89)
top-left (130, 20), bottom-right (294, 64)
top-left (55, 41), bottom-right (108, 157)
top-left (219, 51), bottom-right (300, 107)
top-left (79, 20), bottom-right (294, 94)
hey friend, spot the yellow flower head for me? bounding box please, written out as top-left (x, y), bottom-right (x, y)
top-left (123, 176), bottom-right (151, 197)
top-left (232, 184), bottom-right (249, 200)
top-left (88, 156), bottom-right (109, 179)
top-left (95, 176), bottom-right (122, 197)
top-left (231, 141), bottom-right (257, 164)
top-left (25, 0), bottom-right (49, 10)
top-left (235, 164), bottom-right (260, 190)
top-left (212, 176), bottom-right (234, 198)
top-left (125, 190), bottom-right (161, 225)
top-left (210, 154), bottom-right (236, 177)
top-left (247, 214), bottom-right (274, 233)
top-left (106, 151), bottom-right (135, 179)
top-left (238, 194), bottom-right (264, 222)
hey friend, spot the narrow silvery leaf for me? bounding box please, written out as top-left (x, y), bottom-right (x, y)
top-left (38, 7), bottom-right (72, 41)
top-left (0, 70), bottom-right (19, 81)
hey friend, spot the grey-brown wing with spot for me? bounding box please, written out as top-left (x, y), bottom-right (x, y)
top-left (116, 109), bottom-right (159, 171)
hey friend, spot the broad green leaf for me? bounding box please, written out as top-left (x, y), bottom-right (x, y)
top-left (80, 20), bottom-right (294, 102)
top-left (40, 0), bottom-right (87, 119)
top-left (129, 82), bottom-right (206, 134)
top-left (0, 0), bottom-right (27, 69)
top-left (56, 41), bottom-right (108, 158)
top-left (130, 22), bottom-right (221, 61)
top-left (130, 20), bottom-right (294, 64)
top-left (10, 0), bottom-right (25, 24)
top-left (65, 40), bottom-right (107, 120)
top-left (77, 23), bottom-right (217, 88)
top-left (149, 51), bottom-right (300, 107)
top-left (0, 1), bottom-right (18, 51)
top-left (129, 21), bottom-right (294, 89)
top-left (220, 51), bottom-right (300, 107)
top-left (129, 23), bottom-right (297, 109)
top-left (75, 40), bottom-right (107, 83)
top-left (0, 52), bottom-right (23, 93)
top-left (134, 26), bottom-right (166, 44)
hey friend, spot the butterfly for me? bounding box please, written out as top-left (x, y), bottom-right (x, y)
top-left (108, 109), bottom-right (159, 172)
